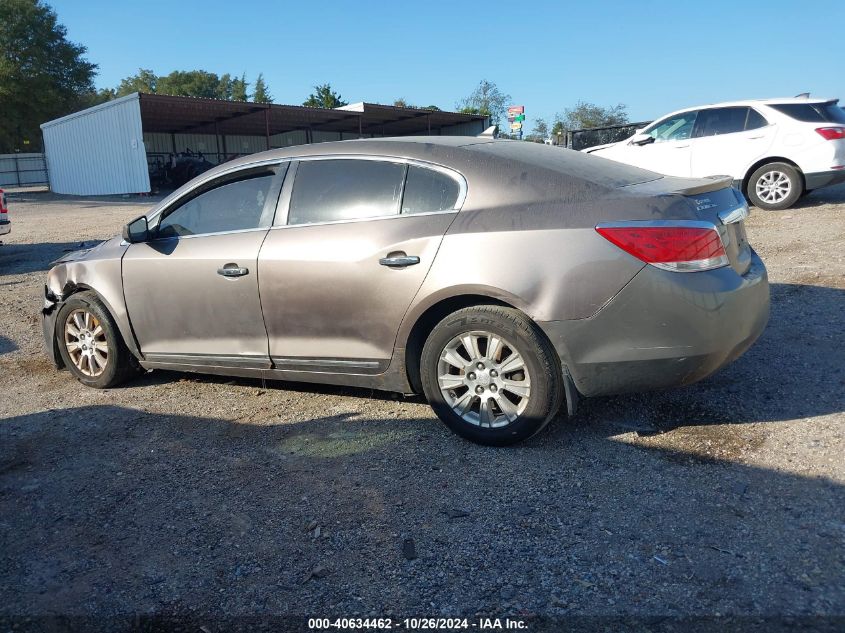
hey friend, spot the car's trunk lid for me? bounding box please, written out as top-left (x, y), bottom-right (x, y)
top-left (622, 175), bottom-right (753, 275)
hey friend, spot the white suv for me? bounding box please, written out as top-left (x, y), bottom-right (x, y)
top-left (583, 98), bottom-right (845, 210)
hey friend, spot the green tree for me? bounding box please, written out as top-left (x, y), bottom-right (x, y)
top-left (525, 117), bottom-right (549, 142)
top-left (252, 73), bottom-right (272, 103)
top-left (456, 80), bottom-right (511, 126)
top-left (554, 101), bottom-right (628, 131)
top-left (303, 83), bottom-right (348, 109)
top-left (157, 70), bottom-right (221, 98)
top-left (0, 0), bottom-right (97, 152)
top-left (393, 97), bottom-right (412, 108)
top-left (216, 73), bottom-right (233, 100)
top-left (231, 73), bottom-right (249, 101)
top-left (115, 68), bottom-right (158, 97)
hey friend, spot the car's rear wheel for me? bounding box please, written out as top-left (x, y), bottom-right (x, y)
top-left (747, 162), bottom-right (803, 210)
top-left (56, 292), bottom-right (142, 389)
top-left (420, 306), bottom-right (563, 446)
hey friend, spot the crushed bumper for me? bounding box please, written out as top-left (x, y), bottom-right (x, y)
top-left (42, 286), bottom-right (64, 369)
top-left (539, 251), bottom-right (770, 398)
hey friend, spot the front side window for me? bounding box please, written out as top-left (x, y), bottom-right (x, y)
top-left (401, 166), bottom-right (460, 214)
top-left (288, 159), bottom-right (405, 225)
top-left (693, 107), bottom-right (749, 137)
top-left (158, 173), bottom-right (275, 238)
top-left (644, 111), bottom-right (697, 142)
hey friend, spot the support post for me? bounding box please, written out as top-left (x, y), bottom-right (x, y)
top-left (264, 107), bottom-right (271, 151)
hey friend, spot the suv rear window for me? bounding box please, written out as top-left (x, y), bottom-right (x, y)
top-left (769, 102), bottom-right (845, 124)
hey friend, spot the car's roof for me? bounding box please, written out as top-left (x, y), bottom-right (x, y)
top-left (214, 136), bottom-right (494, 171)
top-left (658, 97), bottom-right (837, 115)
top-left (155, 137), bottom-right (663, 213)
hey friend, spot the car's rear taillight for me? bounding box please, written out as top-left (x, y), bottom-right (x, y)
top-left (0, 189), bottom-right (6, 213)
top-left (596, 223), bottom-right (728, 272)
top-left (815, 127), bottom-right (845, 141)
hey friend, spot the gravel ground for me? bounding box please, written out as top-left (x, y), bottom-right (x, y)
top-left (0, 185), bottom-right (843, 630)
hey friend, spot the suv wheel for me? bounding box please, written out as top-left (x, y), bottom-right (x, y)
top-left (56, 291), bottom-right (142, 388)
top-left (747, 162), bottom-right (803, 210)
top-left (420, 306), bottom-right (563, 446)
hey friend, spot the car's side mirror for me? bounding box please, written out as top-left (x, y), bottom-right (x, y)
top-left (122, 215), bottom-right (149, 243)
top-left (630, 133), bottom-right (655, 146)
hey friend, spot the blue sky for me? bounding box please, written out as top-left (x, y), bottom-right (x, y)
top-left (52, 0), bottom-right (844, 132)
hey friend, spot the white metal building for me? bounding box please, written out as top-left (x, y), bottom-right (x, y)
top-left (41, 94), bottom-right (149, 195)
top-left (40, 93), bottom-right (489, 196)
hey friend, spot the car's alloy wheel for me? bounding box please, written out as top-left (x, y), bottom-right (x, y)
top-left (64, 308), bottom-right (109, 377)
top-left (56, 291), bottom-right (142, 389)
top-left (755, 170), bottom-right (791, 204)
top-left (437, 331), bottom-right (531, 428)
top-left (420, 305), bottom-right (564, 446)
top-left (747, 162), bottom-right (803, 210)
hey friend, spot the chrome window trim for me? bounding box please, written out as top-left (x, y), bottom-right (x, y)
top-left (269, 209), bottom-right (458, 231)
top-left (277, 154), bottom-right (468, 228)
top-left (147, 226), bottom-right (270, 242)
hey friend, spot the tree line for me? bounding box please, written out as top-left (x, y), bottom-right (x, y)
top-left (1, 0), bottom-right (630, 153)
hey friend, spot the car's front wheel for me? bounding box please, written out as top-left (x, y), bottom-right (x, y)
top-left (420, 306), bottom-right (564, 446)
top-left (747, 162), bottom-right (803, 210)
top-left (56, 291), bottom-right (142, 388)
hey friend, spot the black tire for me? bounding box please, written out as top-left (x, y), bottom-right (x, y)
top-left (747, 162), bottom-right (803, 210)
top-left (420, 306), bottom-right (564, 446)
top-left (56, 291), bottom-right (142, 389)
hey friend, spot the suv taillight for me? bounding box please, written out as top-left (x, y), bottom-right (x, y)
top-left (596, 223), bottom-right (728, 272)
top-left (816, 127), bottom-right (845, 141)
top-left (0, 189), bottom-right (6, 213)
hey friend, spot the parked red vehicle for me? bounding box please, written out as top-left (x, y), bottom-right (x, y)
top-left (0, 189), bottom-right (10, 239)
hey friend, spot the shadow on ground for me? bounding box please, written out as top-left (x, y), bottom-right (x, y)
top-left (0, 335), bottom-right (17, 355)
top-left (1, 403), bottom-right (842, 623)
top-left (0, 240), bottom-right (102, 275)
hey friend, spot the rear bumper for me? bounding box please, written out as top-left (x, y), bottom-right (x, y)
top-left (804, 169), bottom-right (845, 191)
top-left (539, 251), bottom-right (769, 398)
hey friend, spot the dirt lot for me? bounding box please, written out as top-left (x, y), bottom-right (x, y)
top-left (1, 185), bottom-right (843, 630)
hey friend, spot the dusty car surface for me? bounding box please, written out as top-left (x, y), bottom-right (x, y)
top-left (41, 138), bottom-right (769, 445)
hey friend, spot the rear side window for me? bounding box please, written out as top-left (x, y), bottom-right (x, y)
top-left (288, 159), bottom-right (405, 225)
top-left (401, 166), bottom-right (460, 214)
top-left (746, 108), bottom-right (769, 130)
top-left (158, 174), bottom-right (274, 238)
top-left (769, 102), bottom-right (845, 124)
top-left (693, 107), bottom-right (749, 137)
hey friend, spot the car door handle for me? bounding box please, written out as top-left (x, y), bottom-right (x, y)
top-left (674, 144), bottom-right (690, 148)
top-left (379, 255), bottom-right (420, 268)
top-left (217, 264), bottom-right (249, 278)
